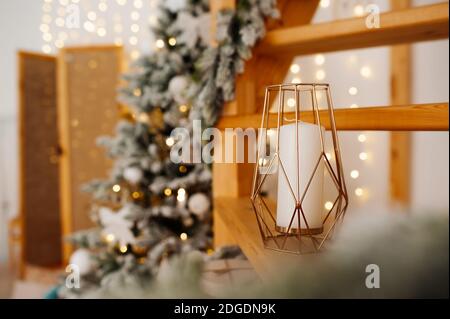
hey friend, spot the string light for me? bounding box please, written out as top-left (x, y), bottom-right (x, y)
top-left (164, 188), bottom-right (172, 196)
top-left (43, 33), bottom-right (52, 42)
top-left (83, 21), bottom-right (95, 32)
top-left (359, 152), bottom-right (368, 161)
top-left (349, 87), bottom-right (358, 96)
top-left (177, 188), bottom-right (186, 202)
top-left (179, 104), bottom-right (188, 113)
top-left (316, 70), bottom-right (326, 81)
top-left (117, 0), bottom-right (127, 5)
top-left (97, 27), bottom-right (107, 37)
top-left (180, 233), bottom-right (188, 241)
top-left (105, 234), bottom-right (115, 243)
top-left (168, 37), bottom-right (177, 46)
top-left (42, 44), bottom-right (52, 54)
top-left (165, 137), bottom-right (175, 147)
top-left (112, 184), bottom-right (121, 192)
top-left (40, 24), bottom-right (50, 33)
top-left (287, 98), bottom-right (296, 108)
top-left (290, 64), bottom-right (300, 74)
top-left (130, 50), bottom-right (140, 60)
top-left (131, 11), bottom-right (140, 20)
top-left (315, 54), bottom-right (325, 65)
top-left (98, 1), bottom-right (108, 12)
top-left (133, 0), bottom-right (143, 9)
top-left (292, 77), bottom-right (302, 84)
top-left (320, 0), bottom-right (330, 8)
top-left (155, 39), bottom-right (165, 49)
top-left (350, 170), bottom-right (360, 179)
top-left (358, 134), bottom-right (367, 142)
top-left (133, 88), bottom-right (142, 96)
top-left (119, 245), bottom-right (128, 253)
top-left (55, 17), bottom-right (65, 27)
top-left (360, 66), bottom-right (372, 78)
top-left (179, 165), bottom-right (187, 173)
top-left (131, 24), bottom-right (140, 33)
top-left (353, 5), bottom-right (365, 17)
top-left (132, 191), bottom-right (141, 199)
top-left (87, 11), bottom-right (97, 21)
top-left (350, 103), bottom-right (359, 108)
top-left (355, 188), bottom-right (364, 197)
top-left (324, 201), bottom-right (333, 210)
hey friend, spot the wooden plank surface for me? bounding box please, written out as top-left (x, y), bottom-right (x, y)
top-left (257, 3), bottom-right (449, 56)
top-left (215, 197), bottom-right (309, 279)
top-left (216, 103), bottom-right (449, 131)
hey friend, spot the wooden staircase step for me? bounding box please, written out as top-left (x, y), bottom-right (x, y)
top-left (257, 3), bottom-right (449, 56)
top-left (216, 103), bottom-right (449, 131)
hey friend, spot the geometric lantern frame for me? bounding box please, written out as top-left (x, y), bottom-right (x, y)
top-left (250, 83), bottom-right (348, 254)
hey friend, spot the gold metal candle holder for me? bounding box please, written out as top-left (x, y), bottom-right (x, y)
top-left (251, 83), bottom-right (348, 254)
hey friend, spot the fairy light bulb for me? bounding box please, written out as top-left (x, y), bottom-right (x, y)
top-left (354, 4), bottom-right (365, 17)
top-left (316, 70), bottom-right (326, 81)
top-left (358, 134), bottom-right (367, 143)
top-left (155, 39), bottom-right (165, 49)
top-left (349, 87), bottom-right (358, 96)
top-left (119, 245), bottom-right (128, 253)
top-left (360, 66), bottom-right (372, 78)
top-left (165, 137), bottom-right (175, 147)
top-left (168, 37), bottom-right (177, 46)
top-left (131, 24), bottom-right (139, 33)
top-left (324, 201), bottom-right (333, 210)
top-left (180, 233), bottom-right (188, 241)
top-left (355, 188), bottom-right (364, 197)
top-left (42, 44), bottom-right (52, 54)
top-left (292, 77), bottom-right (301, 84)
top-left (179, 104), bottom-right (188, 113)
top-left (164, 188), bottom-right (172, 196)
top-left (287, 98), bottom-right (296, 108)
top-left (290, 64), bottom-right (300, 74)
top-left (320, 0), bottom-right (330, 8)
top-left (350, 170), bottom-right (360, 179)
top-left (105, 234), bottom-right (115, 243)
top-left (315, 54), bottom-right (325, 66)
top-left (359, 152), bottom-right (368, 161)
top-left (112, 184), bottom-right (121, 192)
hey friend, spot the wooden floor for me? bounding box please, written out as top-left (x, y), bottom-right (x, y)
top-left (0, 263), bottom-right (13, 298)
top-left (0, 263), bottom-right (61, 298)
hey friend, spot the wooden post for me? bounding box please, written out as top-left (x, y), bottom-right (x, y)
top-left (390, 0), bottom-right (412, 206)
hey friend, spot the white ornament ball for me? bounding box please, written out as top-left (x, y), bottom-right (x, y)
top-left (187, 193), bottom-right (210, 219)
top-left (168, 75), bottom-right (189, 102)
top-left (123, 167), bottom-right (143, 184)
top-left (69, 248), bottom-right (94, 276)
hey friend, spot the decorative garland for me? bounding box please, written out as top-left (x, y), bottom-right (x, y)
top-left (194, 0), bottom-right (279, 126)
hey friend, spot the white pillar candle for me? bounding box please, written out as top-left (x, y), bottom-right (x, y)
top-left (276, 121), bottom-right (324, 234)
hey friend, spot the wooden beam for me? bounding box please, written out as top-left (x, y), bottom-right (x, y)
top-left (216, 103), bottom-right (449, 131)
top-left (257, 3), bottom-right (449, 56)
top-left (390, 0), bottom-right (412, 207)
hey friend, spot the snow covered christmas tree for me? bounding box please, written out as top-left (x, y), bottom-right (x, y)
top-left (61, 0), bottom-right (213, 297)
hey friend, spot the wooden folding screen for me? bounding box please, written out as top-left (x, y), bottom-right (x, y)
top-left (18, 51), bottom-right (61, 267)
top-left (57, 45), bottom-right (123, 262)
